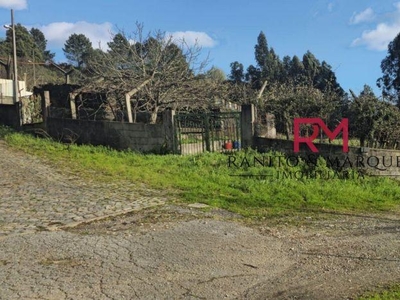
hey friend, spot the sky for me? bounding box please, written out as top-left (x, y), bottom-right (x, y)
top-left (0, 0), bottom-right (399, 95)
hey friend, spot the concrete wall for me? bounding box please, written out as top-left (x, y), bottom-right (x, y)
top-left (47, 110), bottom-right (176, 153)
top-left (254, 137), bottom-right (400, 177)
top-left (0, 103), bottom-right (20, 128)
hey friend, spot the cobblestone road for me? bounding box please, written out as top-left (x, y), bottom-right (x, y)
top-left (0, 141), bottom-right (167, 236)
top-left (1, 141), bottom-right (400, 299)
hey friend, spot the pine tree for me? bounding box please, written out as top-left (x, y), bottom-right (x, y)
top-left (378, 32), bottom-right (400, 104)
top-left (63, 34), bottom-right (93, 68)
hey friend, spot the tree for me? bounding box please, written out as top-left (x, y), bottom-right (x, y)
top-left (205, 66), bottom-right (226, 82)
top-left (0, 26), bottom-right (54, 61)
top-left (378, 32), bottom-right (400, 104)
top-left (30, 28), bottom-right (55, 61)
top-left (227, 31), bottom-right (345, 123)
top-left (249, 31), bottom-right (283, 88)
top-left (266, 48), bottom-right (283, 82)
top-left (81, 24), bottom-right (220, 123)
top-left (255, 31), bottom-right (269, 70)
top-left (0, 25), bottom-right (59, 85)
top-left (282, 55), bottom-right (291, 79)
top-left (289, 55), bottom-right (305, 84)
top-left (108, 33), bottom-right (131, 58)
top-left (245, 64), bottom-right (260, 86)
top-left (374, 103), bottom-right (400, 148)
top-left (348, 85), bottom-right (382, 146)
top-left (63, 34), bottom-right (93, 68)
top-left (229, 61), bottom-right (244, 83)
top-left (0, 24), bottom-right (37, 59)
top-left (265, 82), bottom-right (341, 139)
top-left (301, 51), bottom-right (344, 97)
top-left (228, 61), bottom-right (254, 103)
top-left (316, 61), bottom-right (340, 93)
top-left (302, 50), bottom-right (320, 83)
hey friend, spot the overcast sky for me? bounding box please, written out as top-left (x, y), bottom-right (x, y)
top-left (0, 0), bottom-right (399, 95)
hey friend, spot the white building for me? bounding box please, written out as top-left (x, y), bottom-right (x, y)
top-left (0, 79), bottom-right (32, 105)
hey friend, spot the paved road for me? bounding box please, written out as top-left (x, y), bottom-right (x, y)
top-left (0, 141), bottom-right (166, 236)
top-left (0, 219), bottom-right (291, 300)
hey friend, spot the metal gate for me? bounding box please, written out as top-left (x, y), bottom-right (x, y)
top-left (174, 112), bottom-right (241, 155)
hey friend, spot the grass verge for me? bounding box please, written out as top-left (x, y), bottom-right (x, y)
top-left (2, 127), bottom-right (400, 218)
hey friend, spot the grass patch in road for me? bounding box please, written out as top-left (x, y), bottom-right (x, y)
top-left (2, 127), bottom-right (400, 218)
top-left (358, 285), bottom-right (400, 300)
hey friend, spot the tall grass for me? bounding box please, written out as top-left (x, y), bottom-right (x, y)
top-left (2, 127), bottom-right (400, 217)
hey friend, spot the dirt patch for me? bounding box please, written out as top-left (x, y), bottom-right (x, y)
top-left (65, 203), bottom-right (244, 235)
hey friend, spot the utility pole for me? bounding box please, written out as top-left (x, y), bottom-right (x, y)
top-left (32, 50), bottom-right (36, 86)
top-left (11, 9), bottom-right (18, 104)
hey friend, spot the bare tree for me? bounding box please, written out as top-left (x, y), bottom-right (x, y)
top-left (80, 23), bottom-right (223, 123)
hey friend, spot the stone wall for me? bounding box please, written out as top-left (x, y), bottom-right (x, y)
top-left (254, 137), bottom-right (400, 177)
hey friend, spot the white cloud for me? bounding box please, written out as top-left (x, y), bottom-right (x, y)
top-left (168, 31), bottom-right (216, 48)
top-left (351, 23), bottom-right (400, 50)
top-left (351, 3), bottom-right (400, 51)
top-left (38, 21), bottom-right (113, 50)
top-left (36, 22), bottom-right (216, 53)
top-left (349, 7), bottom-right (376, 25)
top-left (0, 0), bottom-right (27, 10)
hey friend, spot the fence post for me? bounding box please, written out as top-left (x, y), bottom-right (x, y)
top-left (241, 104), bottom-right (256, 149)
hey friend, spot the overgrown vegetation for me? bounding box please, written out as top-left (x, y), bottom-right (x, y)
top-left (229, 32), bottom-right (400, 149)
top-left (2, 127), bottom-right (400, 218)
top-left (0, 23), bottom-right (74, 88)
top-left (3, 25), bottom-right (400, 147)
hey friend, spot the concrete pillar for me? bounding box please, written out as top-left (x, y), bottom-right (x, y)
top-left (241, 104), bottom-right (256, 149)
top-left (125, 94), bottom-right (133, 123)
top-left (69, 93), bottom-right (77, 119)
top-left (42, 91), bottom-right (50, 120)
top-left (162, 109), bottom-right (176, 153)
top-left (41, 90), bottom-right (51, 131)
top-left (265, 113), bottom-right (276, 138)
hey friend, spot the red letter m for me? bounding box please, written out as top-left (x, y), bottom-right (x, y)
top-left (294, 118), bottom-right (348, 153)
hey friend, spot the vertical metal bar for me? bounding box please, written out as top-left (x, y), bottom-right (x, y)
top-left (210, 114), bottom-right (215, 152)
top-left (204, 113), bottom-right (210, 152)
top-left (236, 113), bottom-right (240, 142)
top-left (176, 116), bottom-right (182, 154)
